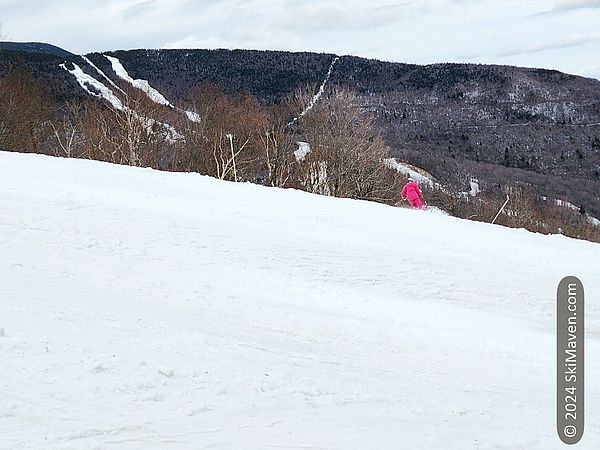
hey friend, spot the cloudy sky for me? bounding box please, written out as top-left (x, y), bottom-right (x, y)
top-left (1, 0), bottom-right (600, 79)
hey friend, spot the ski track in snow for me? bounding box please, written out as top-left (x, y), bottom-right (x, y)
top-left (1, 152), bottom-right (599, 449)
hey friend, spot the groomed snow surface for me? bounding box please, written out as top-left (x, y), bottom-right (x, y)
top-left (1, 152), bottom-right (599, 450)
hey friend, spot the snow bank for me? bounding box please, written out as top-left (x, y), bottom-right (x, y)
top-left (1, 152), bottom-right (599, 449)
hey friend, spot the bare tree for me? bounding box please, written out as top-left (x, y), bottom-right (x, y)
top-left (179, 85), bottom-right (266, 180)
top-left (297, 86), bottom-right (400, 201)
top-left (258, 106), bottom-right (296, 187)
top-left (0, 68), bottom-right (52, 152)
top-left (504, 185), bottom-right (538, 229)
top-left (75, 85), bottom-right (175, 168)
top-left (50, 101), bottom-right (85, 158)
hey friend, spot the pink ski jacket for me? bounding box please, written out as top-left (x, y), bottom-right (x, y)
top-left (401, 180), bottom-right (422, 201)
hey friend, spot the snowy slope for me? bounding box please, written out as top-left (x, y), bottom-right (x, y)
top-left (1, 152), bottom-right (599, 450)
top-left (104, 55), bottom-right (174, 107)
top-left (61, 62), bottom-right (125, 110)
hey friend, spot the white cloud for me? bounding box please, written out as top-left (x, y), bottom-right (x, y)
top-left (554, 0), bottom-right (600, 11)
top-left (575, 62), bottom-right (600, 79)
top-left (1, 0), bottom-right (599, 79)
top-left (498, 32), bottom-right (600, 57)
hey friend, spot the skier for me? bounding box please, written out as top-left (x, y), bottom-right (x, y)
top-left (401, 177), bottom-right (424, 209)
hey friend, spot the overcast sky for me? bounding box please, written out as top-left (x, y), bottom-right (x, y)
top-left (1, 0), bottom-right (599, 79)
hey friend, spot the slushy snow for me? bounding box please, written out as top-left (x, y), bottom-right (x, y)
top-left (1, 151), bottom-right (599, 449)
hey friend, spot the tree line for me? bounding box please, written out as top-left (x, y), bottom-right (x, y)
top-left (0, 66), bottom-right (402, 202)
top-left (0, 65), bottom-right (598, 243)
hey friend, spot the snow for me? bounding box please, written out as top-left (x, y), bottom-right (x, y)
top-left (104, 54), bottom-right (173, 107)
top-left (138, 116), bottom-right (184, 143)
top-left (294, 141), bottom-right (311, 161)
top-left (184, 110), bottom-right (201, 123)
top-left (289, 56), bottom-right (340, 124)
top-left (555, 198), bottom-right (580, 211)
top-left (60, 62), bottom-right (124, 110)
top-left (101, 54), bottom-right (200, 125)
top-left (61, 61), bottom-right (183, 143)
top-left (469, 178), bottom-right (481, 197)
top-left (81, 55), bottom-right (125, 94)
top-left (1, 151), bottom-right (599, 449)
top-left (588, 215), bottom-right (600, 227)
top-left (385, 157), bottom-right (438, 188)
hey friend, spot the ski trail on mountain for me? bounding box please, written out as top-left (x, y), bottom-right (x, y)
top-left (104, 54), bottom-right (174, 107)
top-left (60, 63), bottom-right (125, 110)
top-left (81, 55), bottom-right (125, 95)
top-left (60, 62), bottom-right (183, 143)
top-left (102, 54), bottom-right (201, 123)
top-left (289, 56), bottom-right (340, 124)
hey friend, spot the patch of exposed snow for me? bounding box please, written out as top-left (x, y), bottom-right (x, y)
top-left (385, 158), bottom-right (438, 188)
top-left (555, 199), bottom-right (579, 211)
top-left (289, 56), bottom-right (340, 124)
top-left (81, 55), bottom-right (125, 94)
top-left (139, 116), bottom-right (184, 144)
top-left (588, 215), bottom-right (600, 227)
top-left (469, 178), bottom-right (480, 197)
top-left (104, 54), bottom-right (173, 107)
top-left (185, 110), bottom-right (201, 123)
top-left (60, 63), bottom-right (124, 110)
top-left (157, 120), bottom-right (184, 143)
top-left (294, 142), bottom-right (311, 162)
